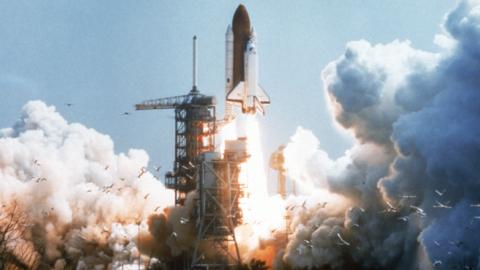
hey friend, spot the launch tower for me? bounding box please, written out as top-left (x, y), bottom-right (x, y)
top-left (135, 36), bottom-right (244, 269)
top-left (136, 36), bottom-right (216, 206)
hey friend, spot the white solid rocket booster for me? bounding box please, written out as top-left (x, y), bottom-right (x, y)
top-left (225, 25), bottom-right (234, 120)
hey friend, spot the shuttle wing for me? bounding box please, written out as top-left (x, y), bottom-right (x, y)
top-left (256, 85), bottom-right (270, 104)
top-left (227, 82), bottom-right (245, 103)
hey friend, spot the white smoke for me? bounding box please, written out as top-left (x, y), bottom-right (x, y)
top-left (283, 127), bottom-right (332, 193)
top-left (0, 100), bottom-right (173, 268)
top-left (279, 0), bottom-right (480, 269)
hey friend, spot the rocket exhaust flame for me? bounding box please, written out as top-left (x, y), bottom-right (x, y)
top-left (218, 115), bottom-right (286, 265)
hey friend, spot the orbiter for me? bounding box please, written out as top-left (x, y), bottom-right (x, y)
top-left (225, 4), bottom-right (270, 118)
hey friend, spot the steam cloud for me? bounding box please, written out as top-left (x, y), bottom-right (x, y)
top-left (280, 1), bottom-right (480, 269)
top-left (0, 101), bottom-right (174, 269)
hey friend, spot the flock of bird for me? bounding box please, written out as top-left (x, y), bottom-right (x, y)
top-left (291, 188), bottom-right (480, 269)
top-left (30, 158), bottom-right (165, 219)
top-left (27, 117), bottom-right (479, 268)
top-left (64, 102), bottom-right (133, 116)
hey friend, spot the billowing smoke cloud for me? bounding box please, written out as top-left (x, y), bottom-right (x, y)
top-left (0, 101), bottom-right (177, 269)
top-left (280, 0), bottom-right (480, 269)
top-left (3, 1), bottom-right (480, 269)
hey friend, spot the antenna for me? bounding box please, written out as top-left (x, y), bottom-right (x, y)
top-left (192, 35), bottom-right (198, 93)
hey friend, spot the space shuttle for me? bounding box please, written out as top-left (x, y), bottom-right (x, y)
top-left (225, 5), bottom-right (270, 119)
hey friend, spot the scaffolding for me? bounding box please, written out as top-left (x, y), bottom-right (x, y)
top-left (191, 144), bottom-right (246, 269)
top-left (136, 90), bottom-right (216, 206)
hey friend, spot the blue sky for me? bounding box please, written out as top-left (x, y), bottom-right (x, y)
top-left (0, 1), bottom-right (453, 177)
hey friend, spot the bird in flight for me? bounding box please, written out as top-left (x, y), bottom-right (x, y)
top-left (433, 200), bottom-right (452, 209)
top-left (410, 205), bottom-right (427, 217)
top-left (138, 167), bottom-right (146, 178)
top-left (336, 233), bottom-right (351, 246)
top-left (381, 201), bottom-right (398, 213)
top-left (36, 177), bottom-right (47, 183)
